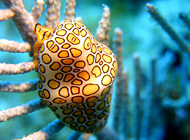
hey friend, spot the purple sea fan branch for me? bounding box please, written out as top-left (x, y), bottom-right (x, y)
top-left (66, 131), bottom-right (81, 140)
top-left (96, 5), bottom-right (110, 47)
top-left (141, 57), bottom-right (157, 139)
top-left (31, 0), bottom-right (45, 22)
top-left (0, 79), bottom-right (38, 93)
top-left (112, 27), bottom-right (123, 133)
top-left (179, 12), bottom-right (190, 30)
top-left (133, 54), bottom-right (142, 140)
top-left (0, 39), bottom-right (31, 53)
top-left (146, 3), bottom-right (190, 54)
top-left (0, 9), bottom-right (15, 21)
top-left (0, 99), bottom-right (46, 122)
top-left (2, 0), bottom-right (36, 48)
top-left (75, 17), bottom-right (83, 24)
top-left (64, 0), bottom-right (76, 20)
top-left (0, 62), bottom-right (35, 75)
top-left (45, 0), bottom-right (61, 28)
top-left (94, 126), bottom-right (122, 140)
top-left (121, 72), bottom-right (130, 138)
top-left (20, 119), bottom-right (65, 140)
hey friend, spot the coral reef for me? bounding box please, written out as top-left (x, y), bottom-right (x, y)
top-left (1, 0), bottom-right (190, 140)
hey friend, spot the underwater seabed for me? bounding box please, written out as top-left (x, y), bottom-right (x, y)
top-left (0, 0), bottom-right (190, 140)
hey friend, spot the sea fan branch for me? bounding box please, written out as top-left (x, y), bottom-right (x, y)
top-left (20, 119), bottom-right (65, 140)
top-left (75, 17), bottom-right (83, 24)
top-left (0, 99), bottom-right (46, 122)
top-left (112, 27), bottom-right (123, 133)
top-left (80, 134), bottom-right (91, 140)
top-left (96, 5), bottom-right (110, 46)
top-left (0, 79), bottom-right (38, 93)
top-left (0, 62), bottom-right (35, 75)
top-left (133, 54), bottom-right (143, 140)
top-left (64, 0), bottom-right (76, 20)
top-left (121, 72), bottom-right (129, 138)
top-left (179, 12), bottom-right (190, 30)
top-left (146, 3), bottom-right (190, 53)
top-left (45, 0), bottom-right (61, 28)
top-left (66, 131), bottom-right (81, 140)
top-left (0, 39), bottom-right (31, 53)
top-left (31, 0), bottom-right (45, 22)
top-left (141, 57), bottom-right (157, 139)
top-left (0, 9), bottom-right (15, 21)
top-left (94, 126), bottom-right (121, 140)
top-left (2, 0), bottom-right (36, 47)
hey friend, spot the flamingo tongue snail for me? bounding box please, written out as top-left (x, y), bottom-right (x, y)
top-left (33, 20), bottom-right (118, 133)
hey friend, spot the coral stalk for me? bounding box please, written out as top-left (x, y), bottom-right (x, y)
top-left (45, 0), bottom-right (61, 28)
top-left (179, 12), bottom-right (190, 30)
top-left (75, 17), bottom-right (83, 24)
top-left (94, 126), bottom-right (121, 140)
top-left (0, 39), bottom-right (31, 53)
top-left (0, 79), bottom-right (38, 93)
top-left (146, 3), bottom-right (190, 53)
top-left (141, 57), bottom-right (157, 139)
top-left (133, 54), bottom-right (142, 140)
top-left (66, 131), bottom-right (81, 140)
top-left (150, 57), bottom-right (157, 103)
top-left (0, 62), bottom-right (35, 75)
top-left (121, 72), bottom-right (129, 138)
top-left (64, 0), bottom-right (76, 20)
top-left (2, 0), bottom-right (36, 47)
top-left (21, 119), bottom-right (65, 140)
top-left (0, 99), bottom-right (46, 122)
top-left (96, 5), bottom-right (110, 47)
top-left (0, 9), bottom-right (15, 21)
top-left (31, 0), bottom-right (45, 22)
top-left (112, 27), bottom-right (123, 133)
top-left (79, 134), bottom-right (91, 140)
